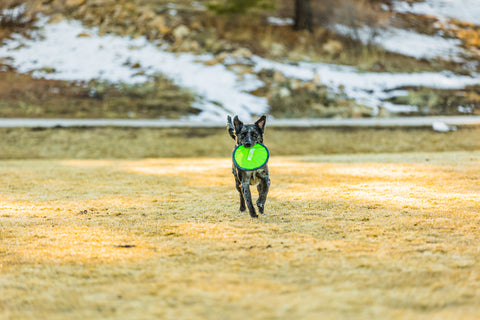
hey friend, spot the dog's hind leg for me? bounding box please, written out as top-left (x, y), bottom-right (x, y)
top-left (256, 177), bottom-right (270, 215)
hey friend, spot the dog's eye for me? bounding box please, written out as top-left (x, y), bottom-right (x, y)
top-left (252, 133), bottom-right (257, 139)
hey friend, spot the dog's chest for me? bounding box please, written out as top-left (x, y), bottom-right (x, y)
top-left (247, 168), bottom-right (267, 185)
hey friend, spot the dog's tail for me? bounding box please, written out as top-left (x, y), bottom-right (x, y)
top-left (226, 115), bottom-right (236, 140)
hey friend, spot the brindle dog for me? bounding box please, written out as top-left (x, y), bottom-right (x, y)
top-left (227, 114), bottom-right (270, 218)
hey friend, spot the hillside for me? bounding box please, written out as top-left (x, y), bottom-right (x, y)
top-left (1, 0), bottom-right (480, 120)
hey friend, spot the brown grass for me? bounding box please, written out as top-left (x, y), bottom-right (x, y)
top-left (1, 126), bottom-right (480, 159)
top-left (0, 71), bottom-right (196, 119)
top-left (1, 151), bottom-right (480, 319)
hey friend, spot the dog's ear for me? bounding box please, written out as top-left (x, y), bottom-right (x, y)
top-left (233, 115), bottom-right (243, 133)
top-left (226, 115), bottom-right (236, 140)
top-left (255, 114), bottom-right (267, 133)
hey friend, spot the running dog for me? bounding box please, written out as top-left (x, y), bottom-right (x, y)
top-left (227, 114), bottom-right (270, 218)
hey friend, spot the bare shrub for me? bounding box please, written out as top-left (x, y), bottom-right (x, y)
top-left (276, 0), bottom-right (336, 28)
top-left (0, 0), bottom-right (36, 29)
top-left (333, 0), bottom-right (390, 47)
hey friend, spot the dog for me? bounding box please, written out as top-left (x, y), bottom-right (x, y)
top-left (227, 114), bottom-right (270, 218)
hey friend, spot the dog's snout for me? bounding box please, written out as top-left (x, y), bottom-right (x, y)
top-left (244, 142), bottom-right (253, 148)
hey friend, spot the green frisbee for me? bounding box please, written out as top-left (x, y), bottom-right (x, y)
top-left (233, 143), bottom-right (269, 171)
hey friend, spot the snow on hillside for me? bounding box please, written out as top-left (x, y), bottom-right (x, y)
top-left (251, 56), bottom-right (480, 113)
top-left (336, 0), bottom-right (480, 61)
top-left (0, 18), bottom-right (267, 120)
top-left (393, 0), bottom-right (480, 26)
top-left (334, 24), bottom-right (465, 61)
top-left (1, 7), bottom-right (480, 120)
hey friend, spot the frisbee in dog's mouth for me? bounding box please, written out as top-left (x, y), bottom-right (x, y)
top-left (233, 143), bottom-right (269, 171)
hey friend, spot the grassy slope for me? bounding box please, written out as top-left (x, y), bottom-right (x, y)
top-left (1, 152), bottom-right (480, 319)
top-left (1, 0), bottom-right (479, 119)
top-left (0, 71), bottom-right (197, 119)
top-left (1, 126), bottom-right (480, 159)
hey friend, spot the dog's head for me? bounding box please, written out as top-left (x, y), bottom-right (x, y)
top-left (230, 114), bottom-right (267, 148)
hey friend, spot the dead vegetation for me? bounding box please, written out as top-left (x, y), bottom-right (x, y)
top-left (1, 126), bottom-right (480, 159)
top-left (0, 0), bottom-right (37, 32)
top-left (1, 0), bottom-right (479, 119)
top-left (0, 71), bottom-right (197, 119)
top-left (1, 151), bottom-right (480, 319)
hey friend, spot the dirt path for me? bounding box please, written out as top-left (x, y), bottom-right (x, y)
top-left (1, 115), bottom-right (480, 128)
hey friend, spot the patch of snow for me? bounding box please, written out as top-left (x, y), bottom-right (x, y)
top-left (334, 24), bottom-right (465, 61)
top-left (432, 121), bottom-right (457, 132)
top-left (0, 4), bottom-right (29, 23)
top-left (393, 0), bottom-right (480, 26)
top-left (191, 2), bottom-right (205, 9)
top-left (380, 28), bottom-right (464, 61)
top-left (251, 56), bottom-right (480, 114)
top-left (0, 18), bottom-right (267, 121)
top-left (267, 17), bottom-right (294, 26)
top-left (458, 105), bottom-right (473, 113)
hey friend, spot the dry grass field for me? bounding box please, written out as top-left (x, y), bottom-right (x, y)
top-left (2, 126), bottom-right (480, 159)
top-left (1, 148), bottom-right (480, 319)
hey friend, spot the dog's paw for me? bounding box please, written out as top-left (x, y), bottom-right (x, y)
top-left (257, 204), bottom-right (265, 215)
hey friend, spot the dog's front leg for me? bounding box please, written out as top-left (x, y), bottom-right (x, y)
top-left (241, 180), bottom-right (258, 218)
top-left (233, 168), bottom-right (246, 212)
top-left (256, 177), bottom-right (270, 215)
top-left (235, 182), bottom-right (246, 212)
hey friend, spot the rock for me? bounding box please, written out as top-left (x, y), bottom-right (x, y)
top-left (204, 59), bottom-right (219, 66)
top-left (177, 39), bottom-right (200, 52)
top-left (270, 43), bottom-right (285, 57)
top-left (188, 40), bottom-right (200, 52)
top-left (432, 121), bottom-right (457, 132)
top-left (228, 64), bottom-right (252, 77)
top-left (312, 103), bottom-right (327, 112)
top-left (289, 79), bottom-right (302, 90)
top-left (76, 32), bottom-right (91, 38)
top-left (303, 81), bottom-right (317, 91)
top-left (351, 105), bottom-right (373, 118)
top-left (173, 25), bottom-right (190, 40)
top-left (48, 13), bottom-right (65, 24)
top-left (273, 71), bottom-right (286, 83)
top-left (138, 7), bottom-right (155, 20)
top-left (83, 12), bottom-right (99, 24)
top-left (216, 52), bottom-right (229, 63)
top-left (371, 61), bottom-right (385, 72)
top-left (66, 0), bottom-right (86, 8)
top-left (149, 16), bottom-right (170, 34)
top-left (322, 39), bottom-right (343, 56)
top-left (205, 52), bottom-right (229, 65)
top-left (377, 107), bottom-right (392, 118)
top-left (231, 47), bottom-right (252, 60)
top-left (89, 0), bottom-right (116, 5)
top-left (190, 21), bottom-right (203, 31)
top-left (123, 2), bottom-right (136, 11)
top-left (279, 87), bottom-right (291, 97)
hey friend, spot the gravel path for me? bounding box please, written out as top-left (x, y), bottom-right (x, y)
top-left (1, 116), bottom-right (480, 128)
